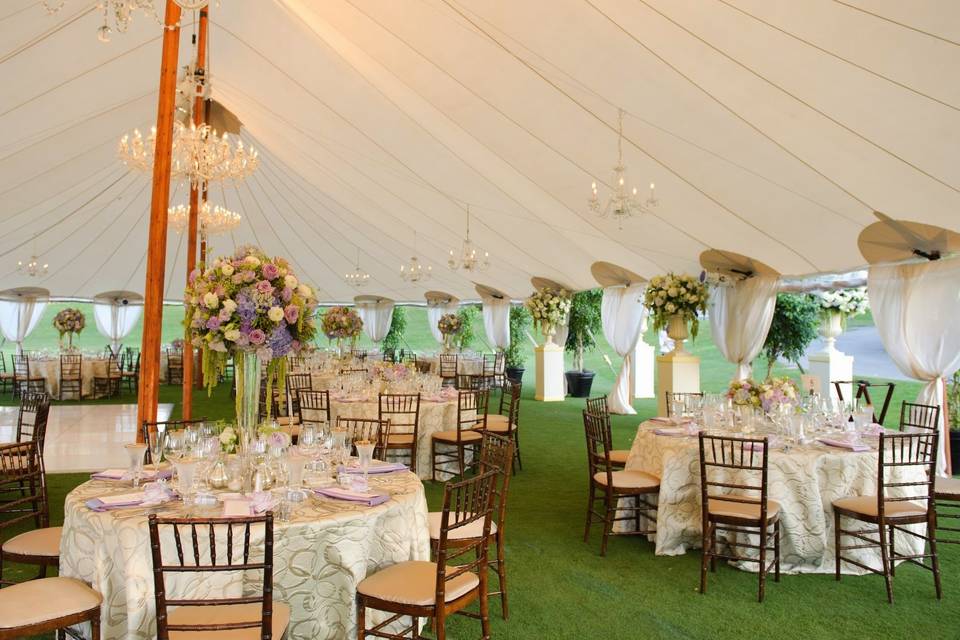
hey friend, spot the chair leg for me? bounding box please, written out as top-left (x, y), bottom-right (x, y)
top-left (436, 607), bottom-right (446, 640)
top-left (91, 613), bottom-right (101, 640)
top-left (700, 520), bottom-right (710, 595)
top-left (889, 525), bottom-right (896, 577)
top-left (878, 521), bottom-right (893, 604)
top-left (513, 428), bottom-right (523, 471)
top-left (600, 494), bottom-right (615, 556)
top-left (355, 595), bottom-right (365, 639)
top-left (834, 510), bottom-right (842, 581)
top-left (758, 524), bottom-right (768, 603)
top-left (583, 484), bottom-right (595, 543)
top-left (774, 520), bottom-right (781, 582)
top-left (479, 558), bottom-right (491, 640)
top-left (496, 530), bottom-right (508, 620)
top-left (929, 513), bottom-right (942, 600)
top-left (431, 440), bottom-right (437, 482)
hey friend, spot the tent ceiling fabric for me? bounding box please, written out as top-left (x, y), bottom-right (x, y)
top-left (591, 261), bottom-right (646, 288)
top-left (2, 1), bottom-right (959, 302)
top-left (857, 216), bottom-right (960, 264)
top-left (699, 249), bottom-right (779, 279)
top-left (424, 290), bottom-right (458, 305)
top-left (530, 277), bottom-right (574, 293)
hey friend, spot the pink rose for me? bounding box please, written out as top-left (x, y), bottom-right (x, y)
top-left (284, 305), bottom-right (299, 324)
top-left (262, 263), bottom-right (280, 280)
top-left (249, 329), bottom-right (266, 345)
top-left (256, 280), bottom-right (273, 295)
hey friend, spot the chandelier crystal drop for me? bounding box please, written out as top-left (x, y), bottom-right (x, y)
top-left (588, 109), bottom-right (659, 229)
top-left (118, 121), bottom-right (259, 184)
top-left (448, 205), bottom-right (490, 272)
top-left (400, 232), bottom-right (432, 283)
top-left (344, 248), bottom-right (370, 288)
top-left (168, 201), bottom-right (241, 236)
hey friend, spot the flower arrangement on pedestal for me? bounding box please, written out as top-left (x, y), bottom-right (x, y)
top-left (184, 246), bottom-right (318, 438)
top-left (53, 308), bottom-right (85, 350)
top-left (321, 306), bottom-right (363, 355)
top-left (437, 313), bottom-right (462, 352)
top-left (525, 288), bottom-right (571, 346)
top-left (813, 287), bottom-right (869, 350)
top-left (728, 377), bottom-right (799, 413)
top-left (643, 273), bottom-right (708, 352)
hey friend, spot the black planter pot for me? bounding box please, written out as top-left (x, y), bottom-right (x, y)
top-left (951, 431), bottom-right (960, 473)
top-left (505, 366), bottom-right (525, 384)
top-left (565, 370), bottom-right (596, 398)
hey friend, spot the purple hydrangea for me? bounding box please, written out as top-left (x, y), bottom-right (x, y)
top-left (205, 316), bottom-right (222, 330)
top-left (267, 324), bottom-right (293, 357)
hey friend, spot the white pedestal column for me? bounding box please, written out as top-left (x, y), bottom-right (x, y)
top-left (808, 313), bottom-right (854, 403)
top-left (656, 352), bottom-right (700, 417)
top-left (631, 341), bottom-right (655, 399)
top-left (535, 343), bottom-right (565, 402)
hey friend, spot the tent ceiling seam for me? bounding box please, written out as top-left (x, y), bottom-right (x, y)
top-left (831, 0), bottom-right (960, 47)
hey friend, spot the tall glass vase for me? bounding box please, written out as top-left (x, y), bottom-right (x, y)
top-left (235, 350), bottom-right (262, 451)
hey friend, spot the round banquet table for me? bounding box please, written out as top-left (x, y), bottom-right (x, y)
top-left (30, 357), bottom-right (109, 398)
top-left (625, 421), bottom-right (926, 574)
top-left (59, 473), bottom-right (430, 640)
top-left (418, 356), bottom-right (483, 376)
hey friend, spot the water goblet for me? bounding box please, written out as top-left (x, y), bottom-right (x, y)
top-left (285, 453), bottom-right (307, 502)
top-left (355, 439), bottom-right (375, 487)
top-left (125, 442), bottom-right (147, 488)
top-left (174, 457), bottom-right (199, 506)
top-left (165, 431), bottom-right (184, 464)
top-left (149, 429), bottom-right (167, 480)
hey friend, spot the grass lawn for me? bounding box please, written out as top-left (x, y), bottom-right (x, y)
top-left (7, 306), bottom-right (953, 639)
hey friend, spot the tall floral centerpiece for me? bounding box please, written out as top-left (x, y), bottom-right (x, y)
top-left (813, 287), bottom-right (869, 353)
top-left (643, 273), bottom-right (708, 355)
top-left (184, 246), bottom-right (318, 443)
top-left (525, 287), bottom-right (571, 346)
top-left (321, 306), bottom-right (363, 357)
top-left (53, 308), bottom-right (85, 351)
top-left (437, 313), bottom-right (462, 353)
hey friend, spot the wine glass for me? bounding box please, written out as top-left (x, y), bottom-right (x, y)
top-left (174, 457), bottom-right (198, 506)
top-left (285, 453), bottom-right (307, 502)
top-left (149, 429), bottom-right (167, 480)
top-left (355, 439), bottom-right (375, 487)
top-left (164, 431), bottom-right (184, 464)
top-left (185, 424), bottom-right (201, 455)
top-left (125, 443), bottom-right (147, 488)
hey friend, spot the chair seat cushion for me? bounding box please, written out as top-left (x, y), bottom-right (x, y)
top-left (2, 526), bottom-right (61, 558)
top-left (427, 512), bottom-right (497, 541)
top-left (708, 497), bottom-right (780, 521)
top-left (832, 495), bottom-right (927, 518)
top-left (485, 415), bottom-right (516, 433)
top-left (608, 450), bottom-right (629, 465)
top-left (275, 416), bottom-right (299, 426)
top-left (593, 470), bottom-right (659, 490)
top-left (432, 429), bottom-right (483, 443)
top-left (0, 577), bottom-right (101, 629)
top-left (167, 601), bottom-right (290, 639)
top-left (358, 560), bottom-right (479, 607)
top-left (936, 476), bottom-right (960, 500)
top-left (387, 433), bottom-right (415, 446)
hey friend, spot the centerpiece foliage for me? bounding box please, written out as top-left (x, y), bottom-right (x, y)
top-left (438, 312), bottom-right (463, 352)
top-left (53, 307), bottom-right (85, 349)
top-left (762, 293), bottom-right (820, 377)
top-left (813, 287), bottom-right (869, 326)
top-left (728, 377), bottom-right (799, 413)
top-left (643, 273), bottom-right (708, 340)
top-left (526, 287), bottom-right (571, 341)
top-left (321, 306), bottom-right (363, 343)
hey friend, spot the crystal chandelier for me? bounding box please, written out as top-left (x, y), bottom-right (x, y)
top-left (118, 121), bottom-right (258, 183)
top-left (588, 109), bottom-right (658, 229)
top-left (168, 201), bottom-right (241, 236)
top-left (17, 237), bottom-right (48, 277)
top-left (43, 1), bottom-right (218, 42)
top-left (400, 232), bottom-right (432, 283)
top-left (448, 205), bottom-right (490, 272)
top-left (345, 248), bottom-right (371, 288)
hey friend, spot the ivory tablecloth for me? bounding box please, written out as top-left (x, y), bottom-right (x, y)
top-left (418, 356), bottom-right (483, 376)
top-left (31, 358), bottom-right (109, 398)
top-left (625, 421), bottom-right (925, 574)
top-left (60, 472), bottom-right (430, 640)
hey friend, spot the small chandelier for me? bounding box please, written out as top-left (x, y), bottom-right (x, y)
top-left (43, 1), bottom-right (218, 41)
top-left (345, 248), bottom-right (370, 288)
top-left (118, 121), bottom-right (258, 184)
top-left (588, 109), bottom-right (658, 229)
top-left (400, 232), bottom-right (432, 283)
top-left (17, 237), bottom-right (48, 277)
top-left (448, 205), bottom-right (489, 272)
top-left (168, 201), bottom-right (241, 236)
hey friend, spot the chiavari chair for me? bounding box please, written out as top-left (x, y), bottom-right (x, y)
top-left (142, 418), bottom-right (208, 465)
top-left (382, 348), bottom-right (396, 363)
top-left (899, 401), bottom-right (940, 433)
top-left (664, 391), bottom-right (704, 417)
top-left (58, 353), bottom-right (82, 401)
top-left (15, 393), bottom-right (50, 456)
top-left (148, 513), bottom-right (289, 639)
top-left (351, 348), bottom-right (368, 361)
top-left (356, 470), bottom-right (498, 640)
top-left (12, 354), bottom-right (43, 398)
top-left (92, 353), bottom-right (122, 398)
top-left (284, 372), bottom-right (312, 419)
top-left (833, 431), bottom-right (940, 603)
top-left (401, 350), bottom-right (417, 365)
top-left (122, 348), bottom-right (140, 393)
top-left (166, 349), bottom-right (183, 385)
top-left (486, 381), bottom-right (523, 472)
top-left (585, 396), bottom-right (628, 469)
top-left (0, 356), bottom-right (13, 395)
top-left (438, 354), bottom-right (458, 386)
top-left (833, 380), bottom-right (896, 424)
top-left (335, 416), bottom-right (390, 460)
top-left (379, 393), bottom-right (421, 473)
top-left (298, 390), bottom-right (332, 434)
top-left (431, 389), bottom-right (489, 481)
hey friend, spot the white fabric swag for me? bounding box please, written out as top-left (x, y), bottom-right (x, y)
top-left (427, 300), bottom-right (459, 344)
top-left (601, 283), bottom-right (648, 414)
top-left (708, 275), bottom-right (779, 381)
top-left (93, 300), bottom-right (142, 352)
top-left (355, 299), bottom-right (395, 343)
top-left (0, 297), bottom-right (47, 353)
top-left (481, 297), bottom-right (511, 350)
top-left (869, 258), bottom-right (960, 477)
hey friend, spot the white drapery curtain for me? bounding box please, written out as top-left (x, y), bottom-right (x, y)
top-left (0, 291), bottom-right (47, 353)
top-left (601, 283), bottom-right (648, 414)
top-left (92, 297), bottom-right (142, 351)
top-left (869, 258), bottom-right (960, 477)
top-left (708, 275), bottom-right (779, 381)
top-left (355, 298), bottom-right (395, 343)
top-left (427, 300), bottom-right (459, 344)
top-left (481, 296), bottom-right (511, 350)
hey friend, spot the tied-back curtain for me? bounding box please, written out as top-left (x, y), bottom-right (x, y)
top-left (0, 297), bottom-right (46, 353)
top-left (869, 258), bottom-right (960, 477)
top-left (427, 301), bottom-right (459, 344)
top-left (708, 275), bottom-right (779, 381)
top-left (356, 299), bottom-right (395, 343)
top-left (601, 283), bottom-right (648, 414)
top-left (93, 301), bottom-right (142, 351)
top-left (482, 297), bottom-right (511, 350)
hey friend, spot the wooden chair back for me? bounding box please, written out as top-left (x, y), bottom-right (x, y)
top-left (899, 401), bottom-right (941, 433)
top-left (339, 368), bottom-right (368, 376)
top-left (582, 410), bottom-right (614, 487)
top-left (665, 391), bottom-right (704, 417)
top-left (17, 393), bottom-right (51, 454)
top-left (479, 432), bottom-right (515, 532)
top-left (876, 432), bottom-right (938, 518)
top-left (833, 380), bottom-right (896, 424)
top-left (439, 354), bottom-right (458, 379)
top-left (284, 372), bottom-right (313, 415)
top-left (381, 349), bottom-right (396, 363)
top-left (59, 354), bottom-right (81, 380)
top-left (335, 416), bottom-right (390, 459)
top-left (698, 433), bottom-right (770, 522)
top-left (496, 382), bottom-right (521, 424)
top-left (378, 393), bottom-right (421, 436)
top-left (457, 389), bottom-right (489, 438)
top-left (166, 350), bottom-right (183, 384)
top-left (350, 348), bottom-right (368, 361)
top-left (297, 390), bottom-right (331, 430)
top-left (0, 441), bottom-right (47, 585)
top-left (141, 418), bottom-right (208, 464)
top-left (148, 513), bottom-right (277, 639)
top-left (585, 396), bottom-right (608, 420)
top-left (401, 351), bottom-right (417, 365)
top-left (12, 354), bottom-right (30, 382)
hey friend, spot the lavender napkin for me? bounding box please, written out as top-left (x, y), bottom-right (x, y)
top-left (313, 486), bottom-right (390, 507)
top-left (650, 417), bottom-right (692, 426)
top-left (85, 485), bottom-right (176, 512)
top-left (91, 468), bottom-right (173, 481)
top-left (818, 438), bottom-right (871, 452)
top-left (337, 461), bottom-right (408, 475)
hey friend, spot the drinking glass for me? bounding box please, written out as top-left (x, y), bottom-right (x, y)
top-left (174, 457), bottom-right (199, 506)
top-left (165, 431), bottom-right (184, 464)
top-left (285, 453), bottom-right (307, 501)
top-left (125, 443), bottom-right (147, 488)
top-left (185, 425), bottom-right (200, 455)
top-left (355, 440), bottom-right (375, 486)
top-left (149, 430), bottom-right (167, 479)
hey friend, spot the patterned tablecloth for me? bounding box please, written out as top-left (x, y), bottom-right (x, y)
top-left (625, 421), bottom-right (925, 574)
top-left (60, 472), bottom-right (429, 640)
top-left (418, 356), bottom-right (483, 376)
top-left (31, 358), bottom-right (110, 398)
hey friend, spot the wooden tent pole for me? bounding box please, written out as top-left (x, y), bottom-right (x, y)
top-left (195, 183), bottom-right (207, 390)
top-left (137, 0), bottom-right (182, 440)
top-left (182, 6), bottom-right (210, 420)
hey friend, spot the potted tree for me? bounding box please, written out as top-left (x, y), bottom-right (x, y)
top-left (761, 293), bottom-right (820, 378)
top-left (564, 289), bottom-right (602, 397)
top-left (949, 370), bottom-right (960, 470)
top-left (504, 305), bottom-right (531, 384)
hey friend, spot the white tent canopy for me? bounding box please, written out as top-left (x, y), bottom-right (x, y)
top-left (3, 2), bottom-right (960, 302)
top-left (353, 294), bottom-right (394, 343)
top-left (0, 287), bottom-right (49, 353)
top-left (92, 290), bottom-right (144, 352)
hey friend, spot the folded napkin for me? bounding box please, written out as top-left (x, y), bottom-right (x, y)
top-left (652, 427), bottom-right (690, 437)
top-left (649, 416), bottom-right (692, 426)
top-left (313, 486), bottom-right (390, 507)
top-left (338, 461), bottom-right (407, 475)
top-left (91, 468), bottom-right (173, 481)
top-left (221, 491), bottom-right (279, 517)
top-left (818, 438), bottom-right (871, 452)
top-left (85, 484), bottom-right (175, 512)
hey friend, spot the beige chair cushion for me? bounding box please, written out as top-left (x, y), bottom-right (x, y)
top-left (432, 429), bottom-right (483, 444)
top-left (608, 450), bottom-right (629, 465)
top-left (936, 476), bottom-right (960, 500)
top-left (708, 497), bottom-right (780, 521)
top-left (275, 416), bottom-right (299, 426)
top-left (3, 526), bottom-right (61, 558)
top-left (358, 560), bottom-right (479, 607)
top-left (593, 470), bottom-right (659, 490)
top-left (0, 577), bottom-right (101, 629)
top-left (485, 418), bottom-right (516, 434)
top-left (387, 433), bottom-right (415, 446)
top-left (167, 601), bottom-right (290, 639)
top-left (427, 512), bottom-right (497, 541)
top-left (833, 495), bottom-right (927, 518)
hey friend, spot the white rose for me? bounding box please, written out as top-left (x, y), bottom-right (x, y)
top-left (224, 329), bottom-right (241, 342)
top-left (203, 292), bottom-right (219, 309)
top-left (219, 427), bottom-right (235, 444)
top-left (222, 299), bottom-right (237, 314)
top-left (665, 302), bottom-right (677, 313)
top-left (244, 255), bottom-right (261, 267)
top-left (297, 284), bottom-right (312, 298)
top-left (284, 274), bottom-right (298, 288)
top-left (268, 306), bottom-right (285, 322)
top-left (221, 263), bottom-right (234, 276)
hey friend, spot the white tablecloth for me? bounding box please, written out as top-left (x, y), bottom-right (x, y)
top-left (60, 473), bottom-right (429, 640)
top-left (625, 421), bottom-right (925, 574)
